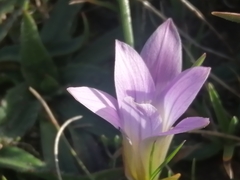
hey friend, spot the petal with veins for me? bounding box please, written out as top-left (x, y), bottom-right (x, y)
top-left (115, 40), bottom-right (155, 104)
top-left (67, 87), bottom-right (120, 128)
top-left (154, 67), bottom-right (210, 129)
top-left (141, 19), bottom-right (182, 92)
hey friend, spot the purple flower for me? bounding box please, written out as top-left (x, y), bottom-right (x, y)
top-left (67, 19), bottom-right (210, 180)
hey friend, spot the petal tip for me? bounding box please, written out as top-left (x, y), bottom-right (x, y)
top-left (202, 67), bottom-right (211, 78)
top-left (202, 118), bottom-right (210, 127)
top-left (165, 18), bottom-right (173, 24)
top-left (67, 86), bottom-right (87, 95)
top-left (66, 87), bottom-right (74, 93)
top-left (162, 18), bottom-right (178, 31)
top-left (115, 39), bottom-right (127, 48)
top-left (115, 39), bottom-right (122, 44)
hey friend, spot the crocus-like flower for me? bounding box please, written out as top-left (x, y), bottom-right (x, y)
top-left (67, 19), bottom-right (210, 180)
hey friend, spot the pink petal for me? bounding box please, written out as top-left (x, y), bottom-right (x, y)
top-left (145, 117), bottom-right (209, 138)
top-left (140, 18), bottom-right (182, 91)
top-left (67, 87), bottom-right (120, 128)
top-left (119, 97), bottom-right (161, 144)
top-left (155, 67), bottom-right (210, 128)
top-left (115, 40), bottom-right (155, 104)
top-left (167, 117), bottom-right (210, 134)
top-left (140, 117), bottom-right (209, 178)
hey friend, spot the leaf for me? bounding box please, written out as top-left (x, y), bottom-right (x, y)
top-left (228, 116), bottom-right (238, 135)
top-left (40, 0), bottom-right (83, 42)
top-left (0, 146), bottom-right (45, 171)
top-left (191, 53), bottom-right (206, 67)
top-left (207, 83), bottom-right (230, 132)
top-left (212, 11), bottom-right (240, 23)
top-left (20, 10), bottom-right (59, 92)
top-left (0, 84), bottom-right (41, 138)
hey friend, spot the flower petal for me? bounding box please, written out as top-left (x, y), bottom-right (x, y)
top-left (67, 87), bottom-right (120, 128)
top-left (115, 40), bottom-right (155, 103)
top-left (166, 117), bottom-right (209, 135)
top-left (141, 116), bottom-right (209, 179)
top-left (145, 117), bottom-right (209, 137)
top-left (140, 18), bottom-right (182, 91)
top-left (119, 97), bottom-right (161, 144)
top-left (154, 67), bottom-right (210, 129)
top-left (120, 97), bottom-right (162, 180)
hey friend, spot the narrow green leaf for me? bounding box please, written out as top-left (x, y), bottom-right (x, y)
top-left (0, 146), bottom-right (45, 171)
top-left (20, 10), bottom-right (59, 92)
top-left (212, 11), bottom-right (240, 23)
top-left (191, 53), bottom-right (206, 67)
top-left (228, 116), bottom-right (238, 135)
top-left (207, 83), bottom-right (229, 132)
top-left (150, 141), bottom-right (185, 180)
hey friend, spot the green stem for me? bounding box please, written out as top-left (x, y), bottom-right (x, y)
top-left (118, 0), bottom-right (134, 47)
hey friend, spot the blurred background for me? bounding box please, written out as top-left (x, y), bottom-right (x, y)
top-left (0, 0), bottom-right (240, 180)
